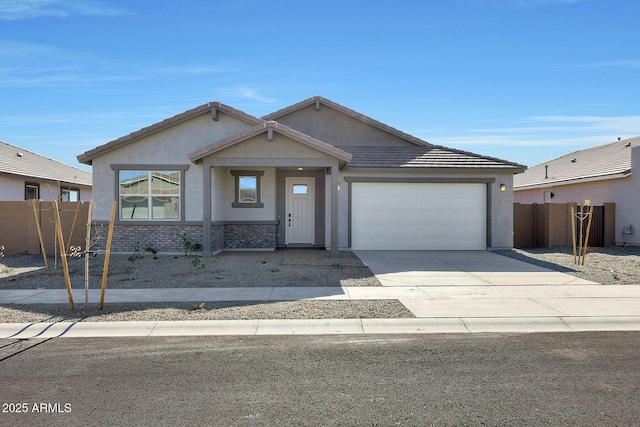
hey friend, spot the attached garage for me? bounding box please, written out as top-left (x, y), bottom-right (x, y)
top-left (351, 182), bottom-right (487, 250)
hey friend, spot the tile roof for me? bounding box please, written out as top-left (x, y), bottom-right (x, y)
top-left (341, 145), bottom-right (526, 171)
top-left (189, 121), bottom-right (352, 165)
top-left (77, 102), bottom-right (264, 164)
top-left (0, 140), bottom-right (92, 186)
top-left (514, 136), bottom-right (640, 189)
top-left (263, 96), bottom-right (431, 148)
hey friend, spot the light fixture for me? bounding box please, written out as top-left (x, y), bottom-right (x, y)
top-left (297, 167), bottom-right (303, 171)
top-left (337, 183), bottom-right (341, 191)
top-left (500, 184), bottom-right (506, 192)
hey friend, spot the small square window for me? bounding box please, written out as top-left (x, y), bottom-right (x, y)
top-left (25, 183), bottom-right (39, 200)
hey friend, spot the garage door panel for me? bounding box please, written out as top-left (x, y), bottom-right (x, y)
top-left (352, 183), bottom-right (486, 250)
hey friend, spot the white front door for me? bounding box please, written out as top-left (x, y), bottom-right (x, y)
top-left (285, 177), bottom-right (315, 245)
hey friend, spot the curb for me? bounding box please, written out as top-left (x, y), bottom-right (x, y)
top-left (3, 316), bottom-right (640, 339)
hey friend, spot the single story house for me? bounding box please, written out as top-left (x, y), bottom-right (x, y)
top-left (77, 97), bottom-right (525, 256)
top-left (514, 136), bottom-right (640, 246)
top-left (1, 140), bottom-right (92, 201)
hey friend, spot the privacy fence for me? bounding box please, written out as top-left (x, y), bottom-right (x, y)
top-left (513, 202), bottom-right (615, 248)
top-left (0, 201), bottom-right (91, 257)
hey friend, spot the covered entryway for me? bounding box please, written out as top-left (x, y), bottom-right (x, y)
top-left (351, 182), bottom-right (487, 250)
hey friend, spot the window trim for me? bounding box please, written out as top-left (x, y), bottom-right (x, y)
top-left (231, 170), bottom-right (264, 208)
top-left (112, 165), bottom-right (188, 222)
top-left (25, 183), bottom-right (39, 200)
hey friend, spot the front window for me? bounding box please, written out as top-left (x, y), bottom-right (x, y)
top-left (119, 171), bottom-right (180, 220)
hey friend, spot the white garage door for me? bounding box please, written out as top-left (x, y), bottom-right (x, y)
top-left (351, 182), bottom-right (486, 250)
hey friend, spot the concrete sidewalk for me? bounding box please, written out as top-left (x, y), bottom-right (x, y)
top-left (2, 250), bottom-right (640, 338)
top-left (2, 283), bottom-right (640, 337)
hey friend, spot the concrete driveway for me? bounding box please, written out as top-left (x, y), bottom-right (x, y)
top-left (354, 250), bottom-right (598, 287)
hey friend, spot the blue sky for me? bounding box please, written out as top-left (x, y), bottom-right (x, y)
top-left (1, 0), bottom-right (639, 172)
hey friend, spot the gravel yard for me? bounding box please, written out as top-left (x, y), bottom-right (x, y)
top-left (1, 246), bottom-right (638, 323)
top-left (495, 245), bottom-right (640, 286)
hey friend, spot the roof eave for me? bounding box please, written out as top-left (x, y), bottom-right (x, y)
top-left (77, 102), bottom-right (263, 165)
top-left (345, 166), bottom-right (526, 173)
top-left (514, 170), bottom-right (632, 191)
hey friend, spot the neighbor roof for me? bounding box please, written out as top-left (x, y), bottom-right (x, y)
top-left (263, 96), bottom-right (431, 148)
top-left (0, 140), bottom-right (92, 187)
top-left (342, 145), bottom-right (526, 171)
top-left (514, 136), bottom-right (640, 189)
top-left (77, 102), bottom-right (264, 165)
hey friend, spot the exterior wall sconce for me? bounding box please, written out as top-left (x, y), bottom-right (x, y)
top-left (337, 183), bottom-right (341, 191)
top-left (500, 184), bottom-right (506, 192)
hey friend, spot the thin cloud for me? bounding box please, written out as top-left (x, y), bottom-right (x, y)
top-left (561, 59), bottom-right (640, 69)
top-left (219, 86), bottom-right (276, 104)
top-left (0, 0), bottom-right (131, 20)
top-left (457, 0), bottom-right (585, 8)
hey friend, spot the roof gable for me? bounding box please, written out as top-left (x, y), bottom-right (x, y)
top-left (77, 102), bottom-right (263, 165)
top-left (189, 121), bottom-right (352, 165)
top-left (514, 136), bottom-right (640, 189)
top-left (0, 140), bottom-right (92, 186)
top-left (263, 96), bottom-right (431, 148)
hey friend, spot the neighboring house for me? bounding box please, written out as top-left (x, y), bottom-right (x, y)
top-left (77, 96), bottom-right (525, 255)
top-left (0, 140), bottom-right (92, 201)
top-left (514, 136), bottom-right (640, 246)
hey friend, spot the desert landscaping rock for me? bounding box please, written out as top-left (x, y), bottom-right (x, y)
top-left (0, 300), bottom-right (414, 323)
top-left (495, 246), bottom-right (640, 286)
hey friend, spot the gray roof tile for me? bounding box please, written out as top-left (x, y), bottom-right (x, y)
top-left (514, 136), bottom-right (640, 188)
top-left (0, 140), bottom-right (92, 186)
top-left (341, 145), bottom-right (526, 170)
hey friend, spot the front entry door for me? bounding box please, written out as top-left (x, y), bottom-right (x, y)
top-left (285, 177), bottom-right (315, 245)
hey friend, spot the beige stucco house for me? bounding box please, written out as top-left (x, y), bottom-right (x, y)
top-left (78, 97), bottom-right (525, 255)
top-left (514, 136), bottom-right (640, 246)
top-left (1, 140), bottom-right (92, 201)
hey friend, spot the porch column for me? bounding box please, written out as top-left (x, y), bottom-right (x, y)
top-left (330, 162), bottom-right (339, 257)
top-left (202, 159), bottom-right (212, 257)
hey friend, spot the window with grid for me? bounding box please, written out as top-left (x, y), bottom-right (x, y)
top-left (119, 171), bottom-right (180, 220)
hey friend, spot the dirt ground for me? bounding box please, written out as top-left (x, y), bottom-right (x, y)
top-left (0, 248), bottom-right (380, 290)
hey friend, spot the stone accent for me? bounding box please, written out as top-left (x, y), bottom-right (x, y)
top-left (223, 224), bottom-right (277, 249)
top-left (92, 224), bottom-right (203, 253)
top-left (91, 223), bottom-right (277, 253)
top-left (211, 224), bottom-right (224, 252)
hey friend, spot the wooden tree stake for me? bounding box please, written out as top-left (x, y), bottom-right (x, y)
top-left (53, 201), bottom-right (74, 310)
top-left (32, 199), bottom-right (48, 270)
top-left (84, 201), bottom-right (93, 308)
top-left (99, 201), bottom-right (116, 310)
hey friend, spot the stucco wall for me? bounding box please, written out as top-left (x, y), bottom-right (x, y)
top-left (0, 176), bottom-right (92, 201)
top-left (89, 112), bottom-right (252, 221)
top-left (273, 104), bottom-right (417, 147)
top-left (0, 177), bottom-right (29, 200)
